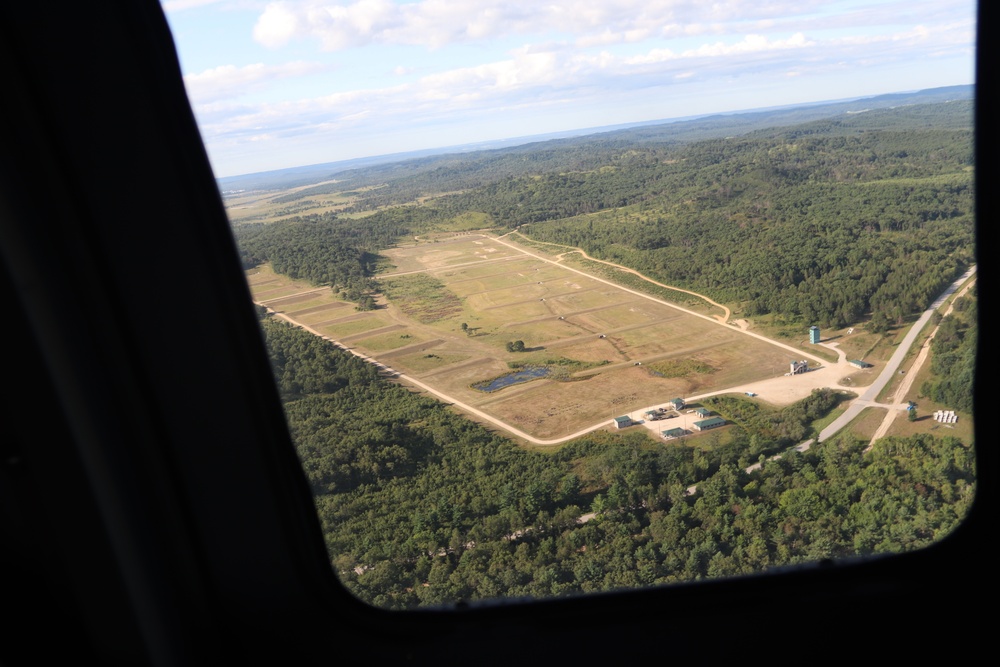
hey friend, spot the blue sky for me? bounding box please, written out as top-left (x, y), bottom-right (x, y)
top-left (161, 1), bottom-right (976, 178)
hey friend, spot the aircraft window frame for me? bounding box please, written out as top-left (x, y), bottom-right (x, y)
top-left (0, 1), bottom-right (989, 663)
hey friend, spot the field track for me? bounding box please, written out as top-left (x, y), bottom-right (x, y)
top-left (248, 235), bottom-right (878, 443)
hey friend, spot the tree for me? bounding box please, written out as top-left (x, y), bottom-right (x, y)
top-left (908, 408), bottom-right (917, 422)
top-left (460, 322), bottom-right (469, 334)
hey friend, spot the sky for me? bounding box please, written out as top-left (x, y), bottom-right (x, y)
top-left (161, 0), bottom-right (977, 178)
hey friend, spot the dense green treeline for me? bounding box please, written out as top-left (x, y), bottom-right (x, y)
top-left (337, 101), bottom-right (973, 219)
top-left (703, 390), bottom-right (842, 455)
top-left (436, 122), bottom-right (970, 229)
top-left (515, 124), bottom-right (973, 328)
top-left (234, 101), bottom-right (973, 328)
top-left (233, 208), bottom-right (434, 302)
top-left (261, 318), bottom-right (974, 610)
top-left (261, 90), bottom-right (970, 212)
top-left (922, 287), bottom-right (977, 412)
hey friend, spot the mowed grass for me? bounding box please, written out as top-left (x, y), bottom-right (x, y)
top-left (352, 330), bottom-right (428, 353)
top-left (246, 264), bottom-right (337, 312)
top-left (264, 293), bottom-right (334, 313)
top-left (445, 262), bottom-right (564, 297)
top-left (373, 235), bottom-right (819, 439)
top-left (838, 407), bottom-right (887, 443)
top-left (479, 366), bottom-right (701, 440)
top-left (318, 314), bottom-right (393, 338)
top-left (386, 235), bottom-right (525, 272)
top-left (292, 302), bottom-right (353, 325)
top-left (574, 301), bottom-right (677, 332)
top-left (391, 351), bottom-right (472, 373)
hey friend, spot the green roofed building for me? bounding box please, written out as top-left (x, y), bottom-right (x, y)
top-left (661, 427), bottom-right (686, 439)
top-left (693, 416), bottom-right (726, 431)
top-left (613, 416), bottom-right (632, 429)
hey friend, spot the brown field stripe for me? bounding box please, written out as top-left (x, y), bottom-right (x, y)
top-left (538, 316), bottom-right (687, 349)
top-left (477, 378), bottom-right (555, 406)
top-left (570, 340), bottom-right (728, 377)
top-left (432, 260), bottom-right (540, 285)
top-left (487, 294), bottom-right (643, 314)
top-left (503, 300), bottom-right (680, 328)
top-left (411, 234), bottom-right (489, 247)
top-left (461, 281), bottom-right (597, 298)
top-left (260, 290), bottom-right (327, 308)
top-left (338, 324), bottom-right (406, 343)
top-left (420, 356), bottom-right (495, 378)
top-left (286, 301), bottom-right (348, 317)
top-left (247, 277), bottom-right (280, 287)
top-left (312, 312), bottom-right (379, 328)
top-left (377, 339), bottom-right (445, 359)
top-left (379, 254), bottom-right (525, 279)
top-left (253, 285), bottom-right (299, 298)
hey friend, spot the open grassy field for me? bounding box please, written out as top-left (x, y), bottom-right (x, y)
top-left (244, 234), bottom-right (870, 442)
top-left (246, 264), bottom-right (324, 304)
top-left (224, 182), bottom-right (370, 225)
top-left (840, 407), bottom-right (888, 443)
top-left (376, 234), bottom-right (819, 439)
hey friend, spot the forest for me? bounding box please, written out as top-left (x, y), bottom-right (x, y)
top-left (234, 95), bottom-right (977, 609)
top-left (261, 315), bottom-right (975, 609)
top-left (234, 99), bottom-right (973, 332)
top-left (921, 286), bottom-right (977, 412)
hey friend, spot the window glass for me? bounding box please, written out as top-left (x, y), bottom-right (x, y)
top-left (162, 0), bottom-right (977, 609)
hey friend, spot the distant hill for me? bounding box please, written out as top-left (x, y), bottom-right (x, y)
top-left (216, 85), bottom-right (972, 194)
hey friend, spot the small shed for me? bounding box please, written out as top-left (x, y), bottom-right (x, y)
top-left (667, 398), bottom-right (685, 411)
top-left (695, 408), bottom-right (711, 418)
top-left (849, 359), bottom-right (873, 369)
top-left (661, 427), bottom-right (686, 439)
top-left (612, 416), bottom-right (632, 429)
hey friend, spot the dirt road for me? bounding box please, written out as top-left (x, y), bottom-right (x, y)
top-left (506, 231), bottom-right (732, 323)
top-left (260, 234), bottom-right (974, 449)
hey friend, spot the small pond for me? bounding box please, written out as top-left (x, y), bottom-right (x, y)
top-left (473, 366), bottom-right (550, 392)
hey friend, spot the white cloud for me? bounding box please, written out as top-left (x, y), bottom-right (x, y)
top-left (184, 61), bottom-right (329, 102)
top-left (624, 32), bottom-right (812, 64)
top-left (253, 2), bottom-right (300, 48)
top-left (196, 10), bottom-right (970, 146)
top-left (248, 0), bottom-right (832, 51)
top-left (183, 1), bottom-right (976, 175)
top-left (416, 52), bottom-right (562, 95)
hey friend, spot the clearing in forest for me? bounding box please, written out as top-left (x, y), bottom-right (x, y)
top-left (251, 235), bottom-right (812, 440)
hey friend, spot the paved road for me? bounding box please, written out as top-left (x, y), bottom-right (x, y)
top-left (816, 265), bottom-right (976, 443)
top-left (865, 273), bottom-right (977, 447)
